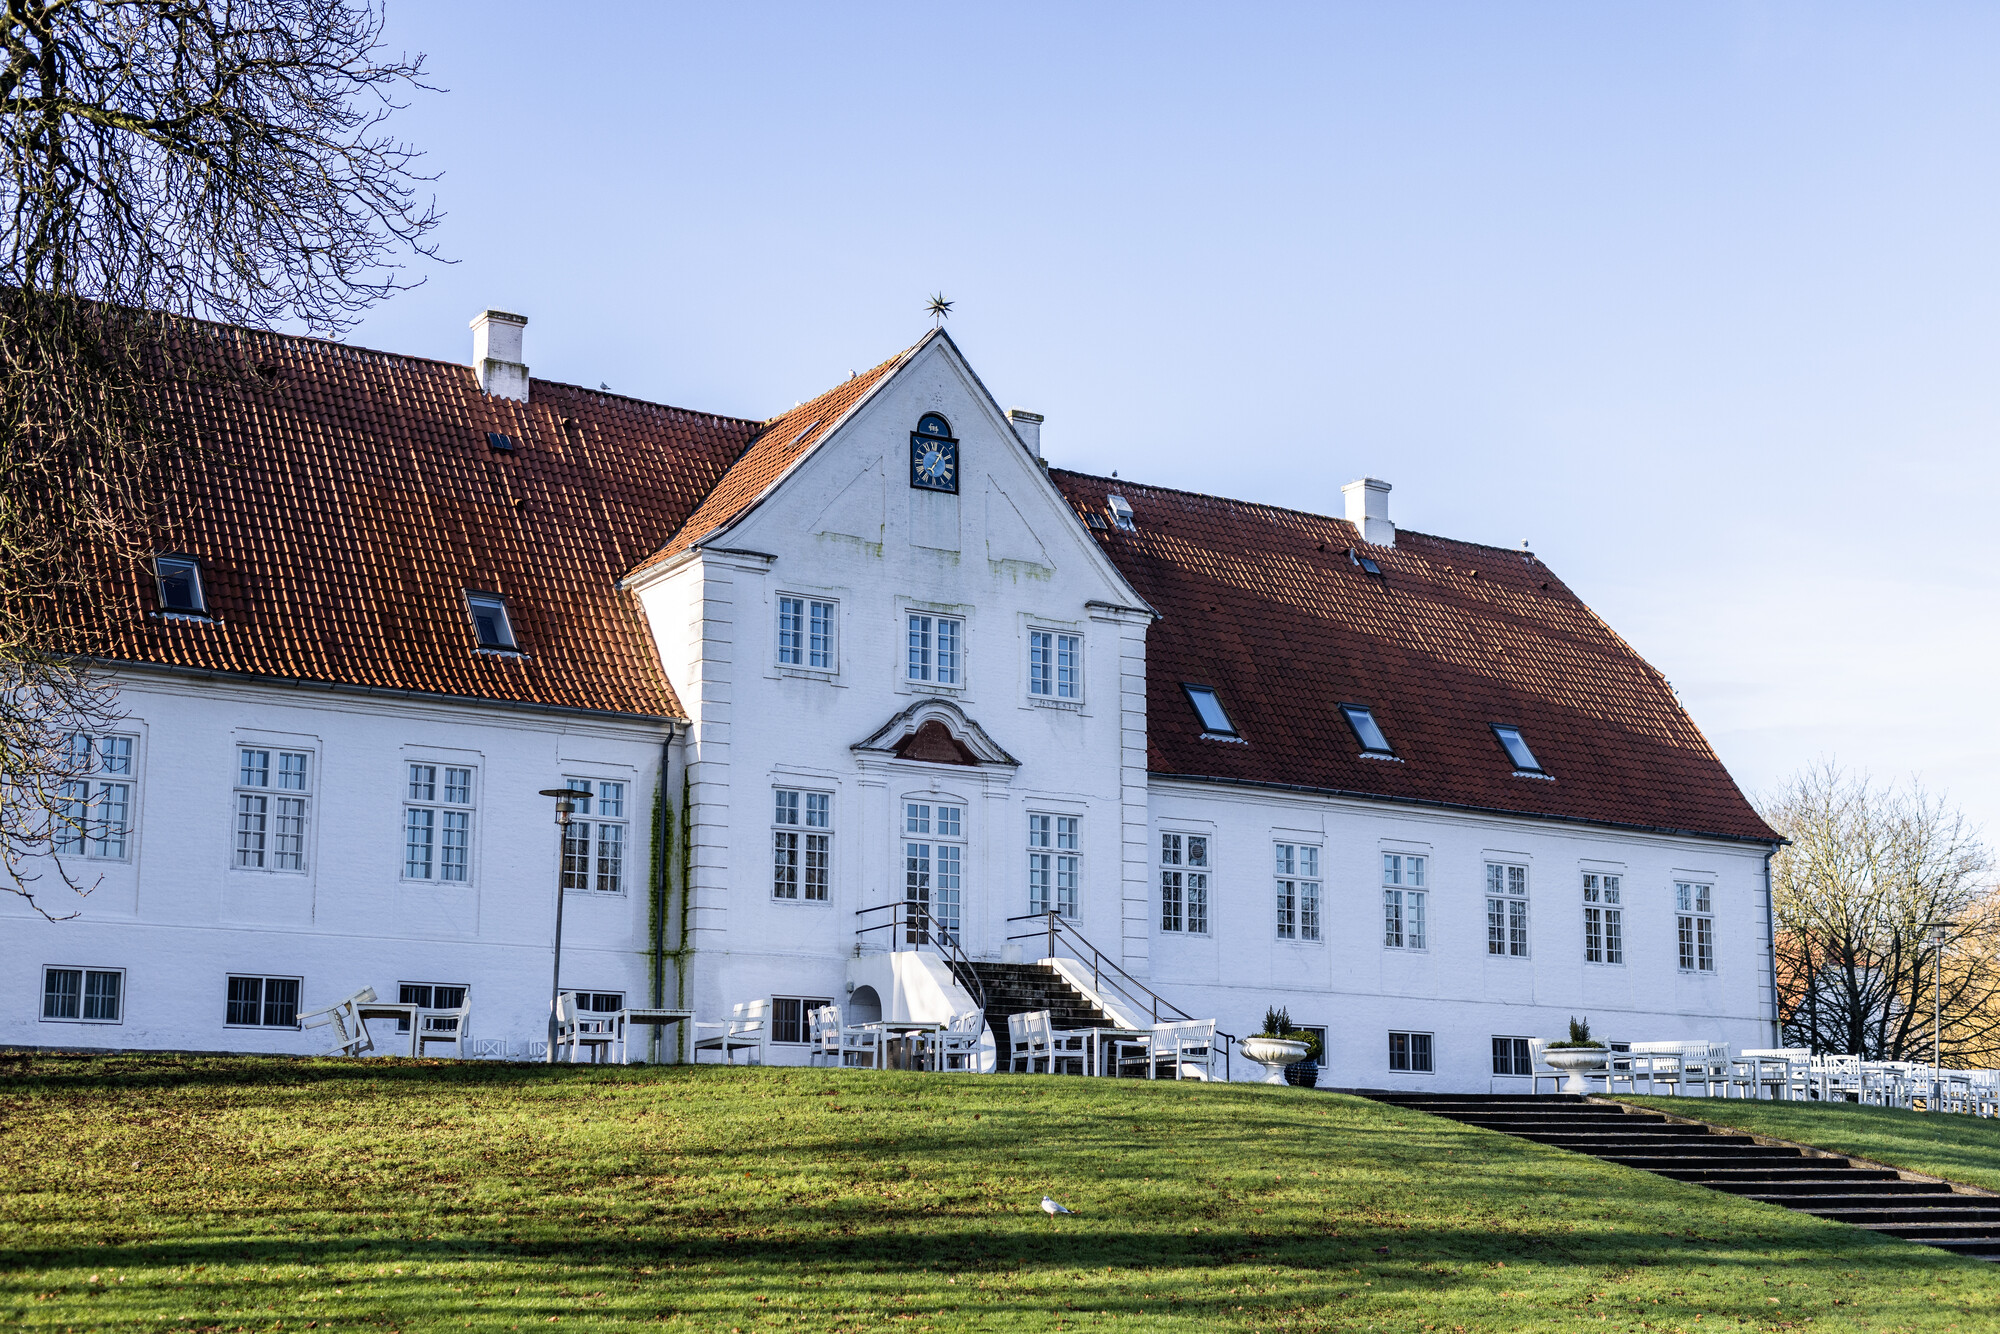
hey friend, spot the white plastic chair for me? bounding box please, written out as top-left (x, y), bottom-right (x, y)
top-left (300, 987), bottom-right (378, 1057)
top-left (693, 999), bottom-right (770, 1065)
top-left (415, 999), bottom-right (471, 1059)
top-left (555, 992), bottom-right (617, 1063)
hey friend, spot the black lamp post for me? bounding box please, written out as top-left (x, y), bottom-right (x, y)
top-left (540, 785), bottom-right (594, 1063)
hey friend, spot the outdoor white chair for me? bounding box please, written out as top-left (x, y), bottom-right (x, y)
top-left (1146, 1019), bottom-right (1217, 1081)
top-left (300, 987), bottom-right (378, 1057)
top-left (1008, 1010), bottom-right (1051, 1073)
top-left (1628, 1041), bottom-right (1695, 1095)
top-left (839, 1014), bottom-right (886, 1069)
top-left (555, 992), bottom-right (617, 1064)
top-left (1734, 1048), bottom-right (1809, 1100)
top-left (924, 1010), bottom-right (985, 1073)
top-left (1808, 1054), bottom-right (1861, 1101)
top-left (692, 999), bottom-right (770, 1065)
top-left (1526, 1038), bottom-right (1567, 1095)
top-left (415, 999), bottom-right (472, 1059)
top-left (468, 1038), bottom-right (508, 1060)
top-left (808, 1005), bottom-right (844, 1068)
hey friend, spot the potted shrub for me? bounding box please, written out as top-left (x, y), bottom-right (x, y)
top-left (1542, 1016), bottom-right (1609, 1094)
top-left (1242, 1006), bottom-right (1315, 1086)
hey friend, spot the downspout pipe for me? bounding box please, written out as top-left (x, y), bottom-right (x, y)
top-left (651, 722), bottom-right (678, 1063)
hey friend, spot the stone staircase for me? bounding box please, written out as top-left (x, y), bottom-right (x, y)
top-left (962, 961), bottom-right (1112, 1056)
top-left (1370, 1093), bottom-right (2000, 1260)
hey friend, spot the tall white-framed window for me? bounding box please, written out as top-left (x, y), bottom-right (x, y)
top-left (559, 778), bottom-right (627, 894)
top-left (404, 762), bottom-right (475, 883)
top-left (1584, 872), bottom-right (1624, 965)
top-left (1159, 832), bottom-right (1209, 934)
top-left (1383, 852), bottom-right (1426, 950)
top-left (906, 801), bottom-right (965, 941)
top-left (777, 596), bottom-right (837, 671)
top-left (772, 788), bottom-right (831, 902)
top-left (233, 747), bottom-right (311, 872)
top-left (53, 733), bottom-right (136, 861)
top-left (41, 966), bottom-right (123, 1023)
top-left (1027, 813), bottom-right (1080, 919)
top-left (1486, 862), bottom-right (1529, 957)
top-left (1676, 881), bottom-right (1715, 972)
top-left (1274, 843), bottom-right (1321, 942)
top-left (906, 613), bottom-right (964, 686)
top-left (1027, 629), bottom-right (1082, 701)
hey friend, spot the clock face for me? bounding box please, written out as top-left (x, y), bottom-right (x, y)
top-left (910, 416), bottom-right (959, 493)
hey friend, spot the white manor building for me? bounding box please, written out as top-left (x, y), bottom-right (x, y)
top-left (4, 314), bottom-right (1781, 1089)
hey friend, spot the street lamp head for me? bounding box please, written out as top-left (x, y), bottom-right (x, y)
top-left (539, 786), bottom-right (593, 827)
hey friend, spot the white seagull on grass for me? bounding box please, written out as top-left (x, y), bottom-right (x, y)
top-left (1041, 1195), bottom-right (1075, 1216)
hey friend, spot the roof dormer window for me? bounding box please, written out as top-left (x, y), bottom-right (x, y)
top-left (1491, 724), bottom-right (1547, 775)
top-left (466, 591), bottom-right (518, 651)
top-left (1183, 683), bottom-right (1238, 738)
top-left (154, 555), bottom-right (208, 615)
top-left (1341, 704), bottom-right (1394, 756)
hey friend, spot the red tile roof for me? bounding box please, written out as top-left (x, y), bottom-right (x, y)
top-left (1050, 471), bottom-right (1777, 844)
top-left (633, 337), bottom-right (924, 571)
top-left (74, 329), bottom-right (761, 718)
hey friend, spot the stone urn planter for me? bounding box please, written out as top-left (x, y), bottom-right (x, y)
top-left (1543, 1046), bottom-right (1609, 1094)
top-left (1242, 1036), bottom-right (1312, 1085)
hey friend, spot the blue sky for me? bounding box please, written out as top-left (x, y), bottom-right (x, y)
top-left (349, 2), bottom-right (2000, 837)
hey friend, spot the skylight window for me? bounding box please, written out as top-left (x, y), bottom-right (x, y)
top-left (1341, 704), bottom-right (1393, 755)
top-left (155, 555), bottom-right (207, 615)
top-left (1491, 725), bottom-right (1544, 774)
top-left (1348, 547), bottom-right (1382, 576)
top-left (1084, 511), bottom-right (1108, 531)
top-left (1183, 684), bottom-right (1237, 737)
top-left (1106, 494), bottom-right (1136, 532)
top-left (466, 592), bottom-right (518, 651)
top-left (486, 432), bottom-right (515, 453)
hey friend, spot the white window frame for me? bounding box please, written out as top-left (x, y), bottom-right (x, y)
top-left (1274, 842), bottom-right (1322, 943)
top-left (906, 799), bottom-right (967, 942)
top-left (1027, 812), bottom-right (1081, 920)
top-left (904, 611), bottom-right (966, 688)
top-left (1159, 831), bottom-right (1210, 935)
top-left (776, 595), bottom-right (838, 673)
top-left (1486, 862), bottom-right (1530, 957)
top-left (1383, 852), bottom-right (1427, 951)
top-left (232, 746), bottom-right (312, 874)
top-left (1492, 1036), bottom-right (1533, 1076)
top-left (772, 787), bottom-right (832, 903)
top-left (568, 990), bottom-right (624, 1014)
top-left (41, 965), bottom-right (125, 1024)
top-left (560, 777), bottom-right (630, 895)
top-left (770, 996), bottom-right (837, 1044)
top-left (1676, 881), bottom-right (1716, 973)
top-left (225, 975), bottom-right (302, 1028)
top-left (402, 761), bottom-right (477, 884)
top-left (53, 733), bottom-right (137, 863)
top-left (1388, 1030), bottom-right (1434, 1073)
top-left (1584, 872), bottom-right (1624, 965)
top-left (1027, 627), bottom-right (1084, 703)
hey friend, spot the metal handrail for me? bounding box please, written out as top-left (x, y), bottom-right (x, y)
top-left (854, 900), bottom-right (988, 1016)
top-left (1006, 910), bottom-right (1237, 1079)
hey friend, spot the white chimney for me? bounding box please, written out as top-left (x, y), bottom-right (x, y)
top-left (470, 309), bottom-right (529, 401)
top-left (1342, 477), bottom-right (1394, 547)
top-left (1008, 407), bottom-right (1044, 457)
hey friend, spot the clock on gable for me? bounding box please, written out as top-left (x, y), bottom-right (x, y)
top-left (909, 413), bottom-right (959, 494)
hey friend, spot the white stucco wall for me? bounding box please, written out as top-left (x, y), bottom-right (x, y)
top-left (0, 670), bottom-right (670, 1056)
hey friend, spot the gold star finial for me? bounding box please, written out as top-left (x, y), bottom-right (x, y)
top-left (926, 292), bottom-right (953, 327)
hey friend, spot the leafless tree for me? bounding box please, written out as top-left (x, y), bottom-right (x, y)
top-left (1765, 763), bottom-right (2000, 1063)
top-left (0, 0), bottom-right (439, 915)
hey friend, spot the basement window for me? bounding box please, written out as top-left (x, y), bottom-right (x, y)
top-left (1183, 684), bottom-right (1238, 738)
top-left (1341, 704), bottom-right (1394, 756)
top-left (466, 592), bottom-right (518, 651)
top-left (154, 555), bottom-right (208, 615)
top-left (1491, 724), bottom-right (1546, 775)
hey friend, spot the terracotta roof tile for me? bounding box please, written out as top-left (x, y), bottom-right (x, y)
top-left (1050, 470), bottom-right (1777, 843)
top-left (632, 338), bottom-right (924, 570)
top-left (70, 328), bottom-right (760, 718)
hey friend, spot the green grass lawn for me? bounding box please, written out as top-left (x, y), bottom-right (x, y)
top-left (5, 1056), bottom-right (2000, 1333)
top-left (1626, 1095), bottom-right (2000, 1195)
